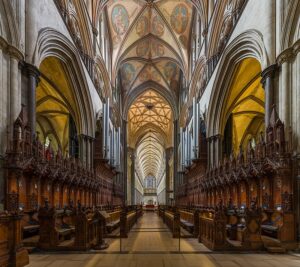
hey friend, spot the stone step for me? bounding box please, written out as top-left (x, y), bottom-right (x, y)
top-left (262, 236), bottom-right (281, 247)
top-left (24, 247), bottom-right (36, 254)
top-left (266, 246), bottom-right (286, 253)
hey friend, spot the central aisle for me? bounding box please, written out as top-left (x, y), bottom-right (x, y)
top-left (121, 211), bottom-right (177, 252)
top-left (107, 211), bottom-right (210, 253)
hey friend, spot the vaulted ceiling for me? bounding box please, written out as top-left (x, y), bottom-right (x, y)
top-left (103, 0), bottom-right (194, 97)
top-left (128, 89), bottom-right (172, 179)
top-left (103, 0), bottom-right (193, 183)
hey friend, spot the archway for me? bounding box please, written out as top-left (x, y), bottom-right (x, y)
top-left (221, 58), bottom-right (265, 157)
top-left (36, 57), bottom-right (81, 157)
top-left (126, 89), bottom-right (174, 205)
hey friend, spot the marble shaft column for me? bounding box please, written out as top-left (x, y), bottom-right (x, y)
top-left (129, 149), bottom-right (135, 205)
top-left (106, 99), bottom-right (110, 159)
top-left (261, 64), bottom-right (277, 128)
top-left (193, 97), bottom-right (197, 159)
top-left (296, 155), bottom-right (300, 242)
top-left (102, 103), bottom-right (107, 158)
top-left (296, 51), bottom-right (300, 152)
top-left (24, 63), bottom-right (40, 136)
top-left (165, 147), bottom-right (173, 205)
top-left (123, 119), bottom-right (128, 205)
top-left (173, 120), bottom-right (178, 200)
top-left (195, 102), bottom-right (200, 157)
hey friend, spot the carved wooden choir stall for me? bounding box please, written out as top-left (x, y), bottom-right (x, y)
top-left (1, 108), bottom-right (128, 264)
top-left (173, 108), bottom-right (296, 251)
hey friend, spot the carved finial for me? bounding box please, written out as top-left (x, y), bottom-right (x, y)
top-left (44, 198), bottom-right (49, 209)
top-left (269, 104), bottom-right (281, 127)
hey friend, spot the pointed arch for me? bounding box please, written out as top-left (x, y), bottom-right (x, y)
top-left (33, 27), bottom-right (96, 137)
top-left (206, 30), bottom-right (269, 138)
top-left (0, 0), bottom-right (20, 47)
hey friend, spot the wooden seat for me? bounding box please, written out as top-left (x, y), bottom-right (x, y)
top-left (105, 209), bottom-right (121, 233)
top-left (179, 209), bottom-right (195, 234)
top-left (21, 212), bottom-right (40, 238)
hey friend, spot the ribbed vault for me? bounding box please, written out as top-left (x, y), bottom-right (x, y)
top-left (128, 89), bottom-right (172, 182)
top-left (103, 0), bottom-right (194, 99)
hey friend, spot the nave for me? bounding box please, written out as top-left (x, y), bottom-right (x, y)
top-left (1, 0), bottom-right (300, 266)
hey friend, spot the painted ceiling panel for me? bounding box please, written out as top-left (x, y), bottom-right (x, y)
top-left (106, 0), bottom-right (144, 62)
top-left (104, 0), bottom-right (194, 98)
top-left (130, 65), bottom-right (169, 91)
top-left (156, 59), bottom-right (180, 86)
top-left (120, 61), bottom-right (145, 91)
top-left (121, 35), bottom-right (180, 62)
top-left (155, 0), bottom-right (192, 60)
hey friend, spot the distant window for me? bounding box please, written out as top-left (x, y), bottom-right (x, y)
top-left (251, 138), bottom-right (256, 149)
top-left (45, 136), bottom-right (50, 148)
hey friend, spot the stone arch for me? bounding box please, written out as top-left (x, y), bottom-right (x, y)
top-left (56, 0), bottom-right (93, 56)
top-left (206, 30), bottom-right (269, 138)
top-left (0, 0), bottom-right (20, 47)
top-left (189, 55), bottom-right (207, 101)
top-left (281, 0), bottom-right (300, 50)
top-left (33, 27), bottom-right (95, 137)
top-left (94, 55), bottom-right (112, 100)
top-left (206, 0), bottom-right (230, 59)
top-left (207, 0), bottom-right (247, 59)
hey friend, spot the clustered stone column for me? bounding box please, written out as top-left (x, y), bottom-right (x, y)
top-left (277, 41), bottom-right (300, 242)
top-left (102, 99), bottom-right (110, 159)
top-left (78, 134), bottom-right (95, 169)
top-left (207, 134), bottom-right (222, 168)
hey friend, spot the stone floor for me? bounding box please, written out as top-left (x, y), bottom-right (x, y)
top-left (105, 211), bottom-right (209, 252)
top-left (27, 212), bottom-right (300, 267)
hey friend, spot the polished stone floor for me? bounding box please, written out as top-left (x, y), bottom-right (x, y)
top-left (27, 212), bottom-right (300, 267)
top-left (105, 210), bottom-right (210, 252)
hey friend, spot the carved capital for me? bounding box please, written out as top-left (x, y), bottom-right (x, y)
top-left (293, 39), bottom-right (300, 55)
top-left (20, 61), bottom-right (40, 81)
top-left (277, 48), bottom-right (294, 65)
top-left (8, 45), bottom-right (24, 61)
top-left (261, 64), bottom-right (278, 85)
top-left (0, 36), bottom-right (8, 50)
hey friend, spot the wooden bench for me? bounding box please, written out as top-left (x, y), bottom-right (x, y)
top-left (198, 208), bottom-right (228, 250)
top-left (261, 210), bottom-right (295, 246)
top-left (120, 206), bottom-right (142, 237)
top-left (179, 209), bottom-right (194, 233)
top-left (21, 211), bottom-right (40, 239)
top-left (225, 210), bottom-right (240, 240)
top-left (74, 209), bottom-right (100, 250)
top-left (38, 207), bottom-right (76, 249)
top-left (105, 209), bottom-right (121, 233)
top-left (159, 208), bottom-right (180, 238)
